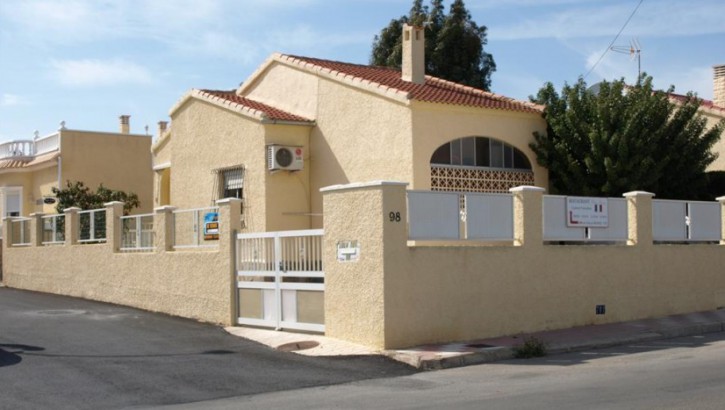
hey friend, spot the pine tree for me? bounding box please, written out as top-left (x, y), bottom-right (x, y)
top-left (370, 0), bottom-right (495, 90)
top-left (530, 75), bottom-right (724, 199)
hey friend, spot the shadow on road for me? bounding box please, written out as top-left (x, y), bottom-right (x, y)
top-left (0, 344), bottom-right (45, 367)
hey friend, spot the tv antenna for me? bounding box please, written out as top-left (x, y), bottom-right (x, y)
top-left (611, 38), bottom-right (642, 82)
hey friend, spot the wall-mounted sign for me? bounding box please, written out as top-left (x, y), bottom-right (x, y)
top-left (566, 197), bottom-right (608, 227)
top-left (204, 212), bottom-right (219, 240)
top-left (337, 240), bottom-right (360, 262)
top-left (43, 197), bottom-right (56, 205)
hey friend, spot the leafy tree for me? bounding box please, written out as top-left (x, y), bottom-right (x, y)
top-left (370, 0), bottom-right (495, 90)
top-left (529, 75), bottom-right (724, 199)
top-left (52, 181), bottom-right (140, 215)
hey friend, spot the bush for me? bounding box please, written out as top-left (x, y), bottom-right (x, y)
top-left (513, 336), bottom-right (548, 358)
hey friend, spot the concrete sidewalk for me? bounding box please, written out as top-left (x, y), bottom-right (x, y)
top-left (226, 308), bottom-right (725, 370)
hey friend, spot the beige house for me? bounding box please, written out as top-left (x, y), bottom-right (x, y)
top-left (0, 116), bottom-right (154, 218)
top-left (153, 25), bottom-right (548, 232)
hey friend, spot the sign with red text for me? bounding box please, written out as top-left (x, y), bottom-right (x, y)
top-left (566, 197), bottom-right (608, 227)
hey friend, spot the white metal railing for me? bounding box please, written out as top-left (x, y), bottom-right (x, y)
top-left (78, 209), bottom-right (106, 243)
top-left (120, 213), bottom-right (154, 252)
top-left (172, 206), bottom-right (219, 249)
top-left (34, 133), bottom-right (60, 156)
top-left (237, 229), bottom-right (325, 332)
top-left (543, 195), bottom-right (628, 242)
top-left (10, 217), bottom-right (31, 246)
top-left (407, 191), bottom-right (515, 241)
top-left (653, 199), bottom-right (721, 242)
top-left (41, 214), bottom-right (65, 245)
top-left (407, 191), bottom-right (723, 244)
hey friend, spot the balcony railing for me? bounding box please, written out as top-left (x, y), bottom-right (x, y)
top-left (0, 133), bottom-right (60, 160)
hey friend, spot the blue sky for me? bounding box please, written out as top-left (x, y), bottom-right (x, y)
top-left (0, 0), bottom-right (723, 142)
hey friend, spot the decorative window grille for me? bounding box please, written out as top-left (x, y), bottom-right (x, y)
top-left (430, 137), bottom-right (535, 194)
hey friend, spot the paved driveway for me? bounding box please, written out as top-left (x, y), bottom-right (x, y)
top-left (0, 287), bottom-right (415, 410)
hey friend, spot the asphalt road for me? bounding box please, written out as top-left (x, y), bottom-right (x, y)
top-left (171, 332), bottom-right (725, 409)
top-left (0, 287), bottom-right (415, 410)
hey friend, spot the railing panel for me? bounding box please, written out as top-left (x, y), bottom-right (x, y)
top-left (120, 214), bottom-right (154, 252)
top-left (78, 209), bottom-right (107, 243)
top-left (543, 195), bottom-right (587, 241)
top-left (34, 133), bottom-right (60, 155)
top-left (10, 218), bottom-right (31, 246)
top-left (688, 201), bottom-right (721, 242)
top-left (407, 191), bottom-right (460, 240)
top-left (588, 198), bottom-right (628, 241)
top-left (42, 214), bottom-right (65, 245)
top-left (172, 207), bottom-right (219, 249)
top-left (0, 140), bottom-right (34, 159)
top-left (653, 200), bottom-right (687, 241)
top-left (465, 193), bottom-right (513, 240)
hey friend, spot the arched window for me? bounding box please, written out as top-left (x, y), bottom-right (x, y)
top-left (430, 136), bottom-right (531, 170)
top-left (430, 137), bottom-right (535, 193)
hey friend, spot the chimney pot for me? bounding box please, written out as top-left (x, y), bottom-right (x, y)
top-left (119, 115), bottom-right (130, 134)
top-left (714, 64), bottom-right (725, 108)
top-left (157, 121), bottom-right (168, 138)
top-left (402, 24), bottom-right (425, 84)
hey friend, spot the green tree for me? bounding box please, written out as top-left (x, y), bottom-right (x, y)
top-left (370, 0), bottom-right (495, 90)
top-left (52, 181), bottom-right (140, 215)
top-left (529, 75), bottom-right (724, 199)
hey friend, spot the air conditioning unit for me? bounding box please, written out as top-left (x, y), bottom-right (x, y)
top-left (267, 145), bottom-right (303, 171)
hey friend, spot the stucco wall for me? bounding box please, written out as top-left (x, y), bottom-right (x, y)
top-left (169, 98), bottom-right (311, 232)
top-left (243, 61), bottom-right (320, 120)
top-left (170, 99), bottom-right (267, 230)
top-left (309, 79), bottom-right (413, 228)
top-left (2, 200), bottom-right (240, 325)
top-left (33, 166), bottom-right (60, 214)
top-left (703, 109), bottom-right (725, 171)
top-left (323, 182), bottom-right (725, 349)
top-left (60, 130), bottom-right (153, 213)
top-left (263, 125), bottom-right (312, 231)
top-left (411, 102), bottom-right (549, 189)
top-left (0, 172), bottom-right (34, 217)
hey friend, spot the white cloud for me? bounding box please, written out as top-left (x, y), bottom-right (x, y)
top-left (1, 93), bottom-right (26, 107)
top-left (51, 59), bottom-right (153, 87)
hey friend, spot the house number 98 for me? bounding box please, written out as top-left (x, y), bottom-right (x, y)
top-left (389, 212), bottom-right (401, 222)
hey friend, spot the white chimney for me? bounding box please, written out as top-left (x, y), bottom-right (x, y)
top-left (402, 24), bottom-right (425, 84)
top-left (119, 115), bottom-right (130, 134)
top-left (714, 64), bottom-right (725, 108)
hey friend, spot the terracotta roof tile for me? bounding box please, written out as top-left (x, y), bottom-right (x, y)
top-left (199, 90), bottom-right (313, 123)
top-left (282, 55), bottom-right (543, 114)
top-left (668, 92), bottom-right (725, 114)
top-left (0, 151), bottom-right (59, 170)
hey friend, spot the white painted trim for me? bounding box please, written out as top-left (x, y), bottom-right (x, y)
top-left (152, 162), bottom-right (171, 171)
top-left (320, 180), bottom-right (408, 193)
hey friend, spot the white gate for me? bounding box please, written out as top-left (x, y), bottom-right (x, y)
top-left (236, 229), bottom-right (324, 332)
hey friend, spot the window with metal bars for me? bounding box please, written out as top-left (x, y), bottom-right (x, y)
top-left (215, 167), bottom-right (244, 214)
